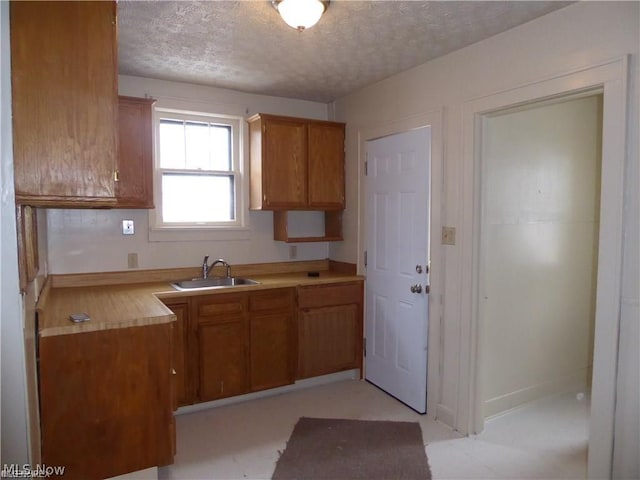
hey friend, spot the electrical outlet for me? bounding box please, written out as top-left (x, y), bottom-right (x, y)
top-left (442, 226), bottom-right (456, 245)
top-left (289, 245), bottom-right (298, 259)
top-left (122, 220), bottom-right (134, 235)
top-left (127, 253), bottom-right (138, 269)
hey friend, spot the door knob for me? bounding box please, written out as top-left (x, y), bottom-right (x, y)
top-left (415, 265), bottom-right (423, 274)
top-left (410, 284), bottom-right (422, 294)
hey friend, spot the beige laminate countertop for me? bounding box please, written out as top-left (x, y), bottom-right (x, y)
top-left (38, 271), bottom-right (363, 338)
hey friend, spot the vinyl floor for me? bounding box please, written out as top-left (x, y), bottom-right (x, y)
top-left (158, 379), bottom-right (589, 480)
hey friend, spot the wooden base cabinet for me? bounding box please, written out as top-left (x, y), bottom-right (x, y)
top-left (193, 293), bottom-right (249, 401)
top-left (39, 324), bottom-right (175, 480)
top-left (186, 289), bottom-right (297, 403)
top-left (249, 288), bottom-right (296, 391)
top-left (297, 282), bottom-right (363, 379)
top-left (164, 284), bottom-right (357, 409)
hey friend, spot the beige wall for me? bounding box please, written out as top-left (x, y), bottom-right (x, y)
top-left (332, 2), bottom-right (638, 477)
top-left (46, 75), bottom-right (331, 274)
top-left (480, 95), bottom-right (601, 417)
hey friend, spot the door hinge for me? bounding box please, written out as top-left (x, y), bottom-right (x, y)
top-left (364, 250), bottom-right (367, 268)
top-left (363, 339), bottom-right (366, 357)
top-left (364, 159), bottom-right (368, 176)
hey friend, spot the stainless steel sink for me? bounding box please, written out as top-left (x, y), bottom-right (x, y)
top-left (171, 277), bottom-right (260, 291)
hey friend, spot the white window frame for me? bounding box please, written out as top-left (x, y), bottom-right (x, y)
top-left (149, 105), bottom-right (250, 242)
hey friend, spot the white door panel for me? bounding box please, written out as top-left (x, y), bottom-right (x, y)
top-left (365, 127), bottom-right (430, 413)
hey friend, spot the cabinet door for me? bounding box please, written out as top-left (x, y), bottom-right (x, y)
top-left (117, 96), bottom-right (156, 208)
top-left (39, 324), bottom-right (174, 479)
top-left (10, 1), bottom-right (118, 207)
top-left (298, 304), bottom-right (360, 379)
top-left (249, 288), bottom-right (296, 391)
top-left (165, 302), bottom-right (191, 407)
top-left (308, 122), bottom-right (345, 209)
top-left (198, 322), bottom-right (248, 401)
top-left (250, 313), bottom-right (295, 391)
top-left (263, 118), bottom-right (307, 208)
top-left (194, 293), bottom-right (248, 401)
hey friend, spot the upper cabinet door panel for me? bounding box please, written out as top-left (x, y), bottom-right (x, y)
top-left (308, 122), bottom-right (345, 209)
top-left (263, 118), bottom-right (308, 208)
top-left (117, 96), bottom-right (156, 208)
top-left (10, 1), bottom-right (118, 206)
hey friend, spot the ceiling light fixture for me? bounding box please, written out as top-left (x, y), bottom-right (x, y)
top-left (272, 0), bottom-right (329, 32)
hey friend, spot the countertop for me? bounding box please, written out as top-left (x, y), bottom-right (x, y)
top-left (38, 269), bottom-right (364, 338)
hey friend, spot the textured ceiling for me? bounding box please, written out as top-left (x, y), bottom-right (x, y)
top-left (118, 1), bottom-right (571, 103)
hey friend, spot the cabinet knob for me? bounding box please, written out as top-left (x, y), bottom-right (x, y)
top-left (114, 170), bottom-right (120, 182)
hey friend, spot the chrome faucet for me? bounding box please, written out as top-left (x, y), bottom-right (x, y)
top-left (202, 256), bottom-right (231, 278)
top-left (202, 255), bottom-right (210, 279)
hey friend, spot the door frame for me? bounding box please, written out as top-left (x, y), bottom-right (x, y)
top-left (358, 109), bottom-right (444, 418)
top-left (459, 57), bottom-right (628, 479)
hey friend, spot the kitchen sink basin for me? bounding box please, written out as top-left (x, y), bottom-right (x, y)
top-left (171, 277), bottom-right (260, 291)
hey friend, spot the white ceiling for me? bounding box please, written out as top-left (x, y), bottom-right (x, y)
top-left (118, 1), bottom-right (572, 103)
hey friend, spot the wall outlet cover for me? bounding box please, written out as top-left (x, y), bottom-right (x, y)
top-left (127, 253), bottom-right (138, 269)
top-left (442, 226), bottom-right (456, 245)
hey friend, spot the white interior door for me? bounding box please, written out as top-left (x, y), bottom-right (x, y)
top-left (365, 127), bottom-right (430, 413)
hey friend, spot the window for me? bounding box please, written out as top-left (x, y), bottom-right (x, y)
top-left (153, 109), bottom-right (244, 231)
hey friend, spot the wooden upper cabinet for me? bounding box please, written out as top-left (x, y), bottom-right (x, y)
top-left (249, 113), bottom-right (345, 211)
top-left (117, 96), bottom-right (156, 208)
top-left (10, 1), bottom-right (119, 207)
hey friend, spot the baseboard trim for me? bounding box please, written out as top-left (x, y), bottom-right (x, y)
top-left (176, 370), bottom-right (360, 416)
top-left (483, 368), bottom-right (591, 419)
top-left (435, 404), bottom-right (456, 429)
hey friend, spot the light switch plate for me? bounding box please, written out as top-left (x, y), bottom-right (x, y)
top-left (122, 220), bottom-right (134, 235)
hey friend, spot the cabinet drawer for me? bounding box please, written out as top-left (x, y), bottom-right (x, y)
top-left (298, 282), bottom-right (362, 309)
top-left (195, 294), bottom-right (246, 323)
top-left (249, 288), bottom-right (295, 312)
